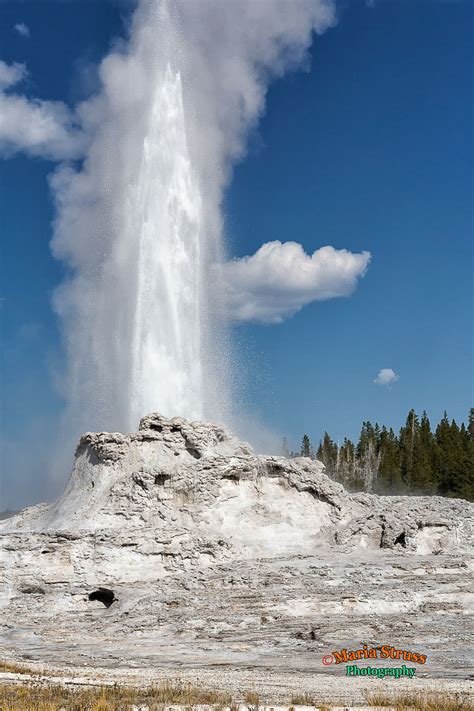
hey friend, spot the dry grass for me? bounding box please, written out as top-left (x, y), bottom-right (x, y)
top-left (0, 660), bottom-right (43, 675)
top-left (0, 680), bottom-right (232, 710)
top-left (366, 691), bottom-right (474, 711)
top-left (244, 689), bottom-right (260, 705)
top-left (290, 692), bottom-right (318, 705)
top-left (290, 696), bottom-right (330, 710)
top-left (0, 660), bottom-right (69, 678)
top-left (0, 678), bottom-right (473, 710)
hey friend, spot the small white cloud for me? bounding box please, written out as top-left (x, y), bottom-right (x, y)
top-left (14, 22), bottom-right (30, 38)
top-left (218, 241), bottom-right (371, 324)
top-left (374, 368), bottom-right (399, 386)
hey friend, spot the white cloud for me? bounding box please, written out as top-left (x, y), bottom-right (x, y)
top-left (218, 241), bottom-right (371, 323)
top-left (374, 368), bottom-right (399, 386)
top-left (0, 93), bottom-right (85, 160)
top-left (0, 60), bottom-right (85, 160)
top-left (0, 60), bottom-right (27, 89)
top-left (14, 22), bottom-right (30, 38)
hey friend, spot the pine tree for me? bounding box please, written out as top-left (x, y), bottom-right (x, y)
top-left (375, 426), bottom-right (403, 493)
top-left (301, 434), bottom-right (311, 458)
top-left (459, 423), bottom-right (474, 500)
top-left (318, 431), bottom-right (338, 475)
top-left (411, 411), bottom-right (435, 493)
top-left (436, 416), bottom-right (473, 500)
top-left (374, 422), bottom-right (381, 449)
top-left (337, 437), bottom-right (356, 489)
top-left (356, 421), bottom-right (379, 492)
top-left (399, 409), bottom-right (420, 487)
top-left (469, 408), bottom-right (474, 441)
top-left (316, 440), bottom-right (323, 462)
top-left (434, 412), bottom-right (453, 496)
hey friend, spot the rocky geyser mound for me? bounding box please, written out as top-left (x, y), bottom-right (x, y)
top-left (0, 413), bottom-right (473, 680)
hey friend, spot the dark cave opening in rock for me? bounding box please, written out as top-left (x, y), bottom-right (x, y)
top-left (88, 587), bottom-right (116, 608)
top-left (222, 472), bottom-right (240, 482)
top-left (185, 444), bottom-right (201, 459)
top-left (394, 531), bottom-right (407, 547)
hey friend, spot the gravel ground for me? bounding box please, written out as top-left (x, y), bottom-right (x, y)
top-left (0, 663), bottom-right (473, 705)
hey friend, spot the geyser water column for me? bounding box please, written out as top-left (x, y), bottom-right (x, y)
top-left (48, 0), bottom-right (337, 451)
top-left (51, 1), bottom-right (226, 439)
top-left (130, 65), bottom-right (203, 426)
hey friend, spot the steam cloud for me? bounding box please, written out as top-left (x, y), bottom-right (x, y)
top-left (1, 0), bottom-right (371, 496)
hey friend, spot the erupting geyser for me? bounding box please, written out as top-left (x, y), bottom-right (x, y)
top-left (48, 0), bottom-right (337, 441)
top-left (51, 3), bottom-right (222, 436)
top-left (1, 0), bottom-right (375, 499)
top-left (129, 65), bottom-right (204, 425)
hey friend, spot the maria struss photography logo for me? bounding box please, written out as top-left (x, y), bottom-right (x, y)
top-left (322, 644), bottom-right (428, 679)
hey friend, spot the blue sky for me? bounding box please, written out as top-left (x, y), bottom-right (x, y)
top-left (1, 0), bottom-right (472, 507)
top-left (227, 0), bottom-right (472, 448)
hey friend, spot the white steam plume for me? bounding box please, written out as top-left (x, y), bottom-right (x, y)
top-left (0, 0), bottom-right (353, 480)
top-left (48, 0), bottom-right (338, 438)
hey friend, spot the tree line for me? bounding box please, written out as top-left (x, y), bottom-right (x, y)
top-left (282, 408), bottom-right (474, 501)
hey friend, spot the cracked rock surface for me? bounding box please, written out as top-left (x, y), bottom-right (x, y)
top-left (0, 413), bottom-right (473, 696)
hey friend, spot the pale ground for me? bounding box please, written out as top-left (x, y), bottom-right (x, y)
top-left (1, 414), bottom-right (473, 706)
top-left (0, 666), bottom-right (473, 706)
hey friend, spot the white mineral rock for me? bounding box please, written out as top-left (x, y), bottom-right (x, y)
top-left (0, 413), bottom-right (472, 692)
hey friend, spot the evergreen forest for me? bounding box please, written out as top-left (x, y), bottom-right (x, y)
top-left (283, 409), bottom-right (474, 501)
